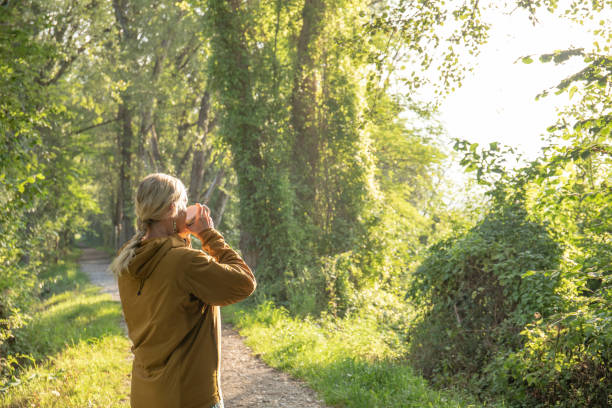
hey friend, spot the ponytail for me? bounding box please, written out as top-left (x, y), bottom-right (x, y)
top-left (109, 224), bottom-right (147, 277)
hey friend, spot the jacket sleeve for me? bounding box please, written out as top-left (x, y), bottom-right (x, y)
top-left (181, 228), bottom-right (256, 306)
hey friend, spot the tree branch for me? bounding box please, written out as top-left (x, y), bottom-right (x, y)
top-left (70, 118), bottom-right (118, 135)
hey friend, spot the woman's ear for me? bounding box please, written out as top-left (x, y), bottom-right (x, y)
top-left (166, 202), bottom-right (176, 218)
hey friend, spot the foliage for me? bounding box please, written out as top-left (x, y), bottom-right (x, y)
top-left (493, 46), bottom-right (611, 407)
top-left (282, 94), bottom-right (450, 317)
top-left (408, 204), bottom-right (562, 382)
top-left (364, 0), bottom-right (490, 98)
top-left (0, 0), bottom-right (48, 353)
top-left (0, 0), bottom-right (99, 363)
top-left (410, 34), bottom-right (611, 405)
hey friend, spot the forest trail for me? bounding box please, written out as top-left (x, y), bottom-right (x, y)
top-left (78, 248), bottom-right (328, 408)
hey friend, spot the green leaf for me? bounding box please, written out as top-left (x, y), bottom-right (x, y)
top-left (539, 54), bottom-right (553, 63)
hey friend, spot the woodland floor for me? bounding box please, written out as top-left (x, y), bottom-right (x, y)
top-left (79, 248), bottom-right (328, 408)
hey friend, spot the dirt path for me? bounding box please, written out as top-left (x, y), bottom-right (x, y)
top-left (78, 248), bottom-right (328, 408)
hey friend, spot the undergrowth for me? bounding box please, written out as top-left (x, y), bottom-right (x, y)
top-left (0, 254), bottom-right (131, 407)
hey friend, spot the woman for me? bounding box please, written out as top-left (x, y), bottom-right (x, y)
top-left (109, 173), bottom-right (256, 408)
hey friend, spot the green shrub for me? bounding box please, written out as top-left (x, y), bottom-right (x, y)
top-left (408, 205), bottom-right (562, 385)
top-left (0, 259), bottom-right (39, 375)
top-left (0, 253), bottom-right (84, 380)
top-left (487, 264), bottom-right (611, 407)
top-left (286, 249), bottom-right (384, 318)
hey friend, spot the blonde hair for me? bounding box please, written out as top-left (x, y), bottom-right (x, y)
top-left (109, 173), bottom-right (188, 277)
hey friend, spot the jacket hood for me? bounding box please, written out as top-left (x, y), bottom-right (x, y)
top-left (127, 234), bottom-right (188, 283)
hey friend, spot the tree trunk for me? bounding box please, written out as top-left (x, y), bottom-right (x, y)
top-left (112, 0), bottom-right (135, 248)
top-left (116, 101), bottom-right (135, 247)
top-left (188, 91), bottom-right (212, 201)
top-left (214, 190), bottom-right (229, 228)
top-left (201, 167), bottom-right (224, 203)
top-left (209, 0), bottom-right (302, 293)
top-left (290, 0), bottom-right (326, 207)
top-left (149, 125), bottom-right (163, 170)
top-left (209, 0), bottom-right (265, 271)
top-left (138, 39), bottom-right (170, 174)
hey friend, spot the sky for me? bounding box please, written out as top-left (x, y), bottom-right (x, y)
top-left (437, 5), bottom-right (606, 161)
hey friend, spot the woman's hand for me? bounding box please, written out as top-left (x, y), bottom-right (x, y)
top-left (185, 203), bottom-right (214, 235)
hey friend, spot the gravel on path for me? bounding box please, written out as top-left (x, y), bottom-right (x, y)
top-left (78, 247), bottom-right (328, 408)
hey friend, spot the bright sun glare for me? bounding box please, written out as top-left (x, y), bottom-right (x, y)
top-left (439, 5), bottom-right (606, 161)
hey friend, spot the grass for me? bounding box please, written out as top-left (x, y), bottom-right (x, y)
top-left (222, 301), bottom-right (495, 408)
top-left (0, 254), bottom-right (131, 408)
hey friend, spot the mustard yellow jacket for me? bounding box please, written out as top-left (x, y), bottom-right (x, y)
top-left (118, 228), bottom-right (256, 408)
